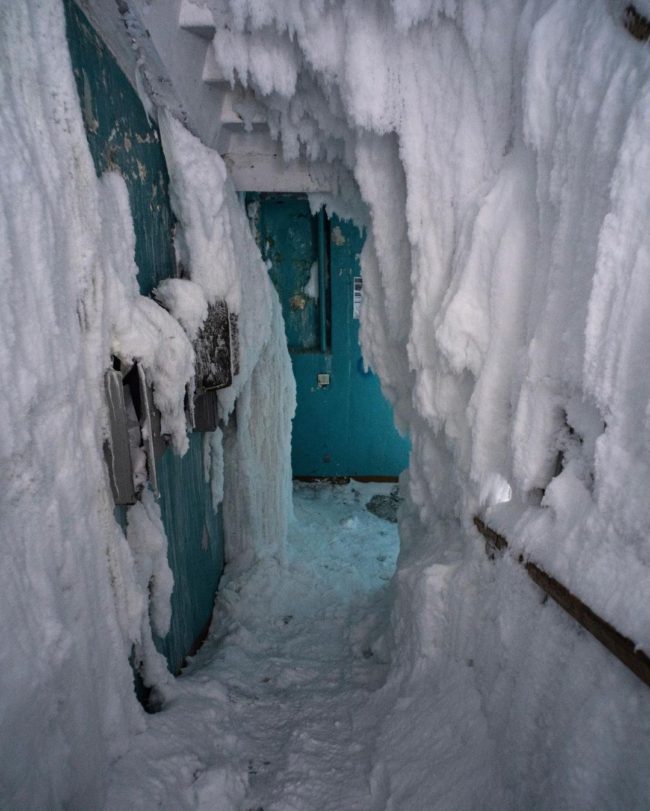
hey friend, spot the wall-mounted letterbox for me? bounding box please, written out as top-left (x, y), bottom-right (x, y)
top-left (104, 360), bottom-right (164, 504)
top-left (195, 300), bottom-right (233, 391)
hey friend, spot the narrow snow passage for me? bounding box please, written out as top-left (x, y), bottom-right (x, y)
top-left (107, 482), bottom-right (400, 810)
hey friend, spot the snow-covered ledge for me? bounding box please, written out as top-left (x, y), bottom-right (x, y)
top-left (76, 0), bottom-right (331, 192)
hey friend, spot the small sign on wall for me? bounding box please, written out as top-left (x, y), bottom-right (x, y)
top-left (353, 276), bottom-right (363, 319)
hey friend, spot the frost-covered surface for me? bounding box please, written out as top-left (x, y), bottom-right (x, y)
top-left (0, 1), bottom-right (295, 802)
top-left (160, 0), bottom-right (650, 805)
top-left (0, 2), bottom-right (173, 806)
top-left (158, 112), bottom-right (296, 567)
top-left (99, 171), bottom-right (194, 455)
top-left (196, 0), bottom-right (650, 638)
top-left (154, 277), bottom-right (208, 341)
top-left (105, 482), bottom-right (400, 810)
top-left (125, 489), bottom-right (176, 689)
top-left (6, 0), bottom-right (650, 807)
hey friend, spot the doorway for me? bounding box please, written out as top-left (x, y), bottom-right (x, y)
top-left (247, 193), bottom-right (409, 479)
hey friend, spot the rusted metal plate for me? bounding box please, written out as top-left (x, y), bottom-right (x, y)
top-left (194, 300), bottom-right (233, 391)
top-left (229, 312), bottom-right (240, 376)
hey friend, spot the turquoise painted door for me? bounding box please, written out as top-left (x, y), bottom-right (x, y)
top-left (248, 194), bottom-right (410, 478)
top-left (66, 1), bottom-right (224, 677)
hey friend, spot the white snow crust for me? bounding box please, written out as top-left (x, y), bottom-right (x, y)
top-left (0, 4), bottom-right (150, 807)
top-left (186, 0), bottom-right (650, 806)
top-left (105, 482), bottom-right (401, 810)
top-left (153, 277), bottom-right (209, 341)
top-left (1, 2), bottom-right (294, 807)
top-left (158, 110), bottom-right (296, 570)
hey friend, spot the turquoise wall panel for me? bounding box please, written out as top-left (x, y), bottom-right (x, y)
top-left (250, 194), bottom-right (410, 478)
top-left (260, 196), bottom-right (321, 350)
top-left (65, 1), bottom-right (224, 676)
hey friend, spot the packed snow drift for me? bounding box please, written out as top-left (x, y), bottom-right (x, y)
top-left (106, 481), bottom-right (401, 810)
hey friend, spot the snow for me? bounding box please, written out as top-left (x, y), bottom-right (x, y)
top-left (0, 4), bottom-right (144, 807)
top-left (193, 0), bottom-right (650, 610)
top-left (154, 278), bottom-right (209, 341)
top-left (158, 110), bottom-right (296, 570)
top-left (99, 170), bottom-right (194, 456)
top-left (4, 0), bottom-right (650, 807)
top-left (125, 489), bottom-right (175, 690)
top-left (159, 110), bottom-right (242, 311)
top-left (184, 0), bottom-right (650, 806)
top-left (0, 1), bottom-right (293, 806)
top-left (105, 481), bottom-right (400, 810)
top-left (302, 260), bottom-right (319, 301)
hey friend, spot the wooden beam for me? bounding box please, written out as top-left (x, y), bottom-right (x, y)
top-left (473, 516), bottom-right (508, 557)
top-left (473, 516), bottom-right (650, 689)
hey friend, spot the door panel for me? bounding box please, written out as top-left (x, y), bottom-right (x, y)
top-left (248, 193), bottom-right (410, 478)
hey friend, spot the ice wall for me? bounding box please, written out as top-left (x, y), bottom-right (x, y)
top-left (158, 111), bottom-right (296, 572)
top-left (197, 0), bottom-right (650, 805)
top-left (0, 0), bottom-right (296, 803)
top-left (0, 1), bottom-right (295, 806)
top-left (0, 3), bottom-right (153, 806)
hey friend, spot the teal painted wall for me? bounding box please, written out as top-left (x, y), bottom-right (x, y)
top-left (249, 194), bottom-right (410, 478)
top-left (65, 1), bottom-right (224, 676)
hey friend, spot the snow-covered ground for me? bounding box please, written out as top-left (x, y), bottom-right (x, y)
top-left (106, 481), bottom-right (400, 810)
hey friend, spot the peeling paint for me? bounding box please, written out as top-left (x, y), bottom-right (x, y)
top-left (331, 225), bottom-right (346, 246)
top-left (64, 0), bottom-right (223, 677)
top-left (81, 69), bottom-right (99, 133)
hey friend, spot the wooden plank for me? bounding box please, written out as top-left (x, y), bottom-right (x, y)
top-left (473, 516), bottom-right (650, 689)
top-left (473, 516), bottom-right (508, 557)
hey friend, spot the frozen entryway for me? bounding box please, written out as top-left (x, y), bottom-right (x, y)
top-left (106, 481), bottom-right (401, 809)
top-left (247, 193), bottom-right (410, 479)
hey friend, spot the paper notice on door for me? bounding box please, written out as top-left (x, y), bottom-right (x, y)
top-left (353, 276), bottom-right (363, 319)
